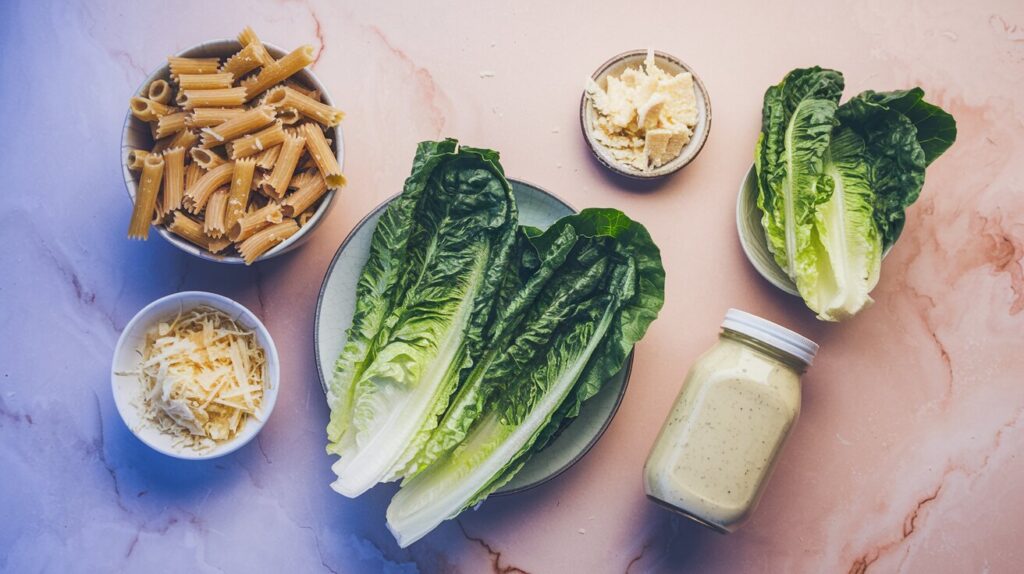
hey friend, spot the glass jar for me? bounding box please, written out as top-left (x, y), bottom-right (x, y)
top-left (643, 309), bottom-right (817, 533)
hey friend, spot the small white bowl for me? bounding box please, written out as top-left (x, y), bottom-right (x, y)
top-left (121, 40), bottom-right (344, 264)
top-left (580, 49), bottom-right (711, 179)
top-left (110, 291), bottom-right (280, 459)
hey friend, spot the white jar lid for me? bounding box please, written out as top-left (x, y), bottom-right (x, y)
top-left (721, 309), bottom-right (819, 366)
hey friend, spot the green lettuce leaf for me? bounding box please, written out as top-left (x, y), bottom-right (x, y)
top-left (327, 139), bottom-right (518, 497)
top-left (385, 209), bottom-right (664, 547)
top-left (754, 70), bottom-right (956, 321)
top-left (754, 67), bottom-right (842, 297)
top-left (842, 88), bottom-right (957, 166)
top-left (836, 90), bottom-right (947, 248)
top-left (400, 225), bottom-right (579, 478)
top-left (810, 127), bottom-right (883, 320)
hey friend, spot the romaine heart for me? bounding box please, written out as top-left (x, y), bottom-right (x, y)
top-left (326, 139), bottom-right (518, 497)
top-left (386, 208), bottom-right (664, 547)
top-left (754, 68), bottom-right (956, 321)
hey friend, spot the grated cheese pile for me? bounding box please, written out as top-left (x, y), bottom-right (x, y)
top-left (586, 49), bottom-right (698, 172)
top-left (136, 305), bottom-right (267, 451)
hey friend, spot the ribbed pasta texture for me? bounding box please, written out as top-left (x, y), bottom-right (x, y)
top-left (126, 27), bottom-right (343, 263)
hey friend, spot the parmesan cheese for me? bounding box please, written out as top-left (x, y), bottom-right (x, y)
top-left (135, 305), bottom-right (267, 451)
top-left (586, 49), bottom-right (698, 171)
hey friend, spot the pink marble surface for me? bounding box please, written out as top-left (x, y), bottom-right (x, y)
top-left (2, 0), bottom-right (1023, 572)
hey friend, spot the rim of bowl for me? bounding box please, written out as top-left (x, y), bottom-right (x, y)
top-left (120, 40), bottom-right (344, 264)
top-left (110, 291), bottom-right (280, 459)
top-left (312, 178), bottom-right (633, 495)
top-left (579, 49), bottom-right (712, 180)
top-left (735, 164), bottom-right (892, 297)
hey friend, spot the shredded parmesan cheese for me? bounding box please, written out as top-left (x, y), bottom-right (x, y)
top-left (135, 305), bottom-right (266, 451)
top-left (586, 49), bottom-right (698, 171)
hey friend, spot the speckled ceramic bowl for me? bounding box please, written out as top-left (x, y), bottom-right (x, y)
top-left (120, 40), bottom-right (343, 264)
top-left (737, 164), bottom-right (891, 296)
top-left (580, 49), bottom-right (711, 179)
top-left (110, 291), bottom-right (280, 460)
top-left (314, 179), bottom-right (634, 495)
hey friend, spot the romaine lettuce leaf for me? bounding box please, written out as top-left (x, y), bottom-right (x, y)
top-left (837, 90), bottom-right (953, 248)
top-left (386, 209), bottom-right (664, 547)
top-left (811, 127), bottom-right (883, 320)
top-left (326, 139), bottom-right (518, 497)
top-left (754, 67), bottom-right (842, 297)
top-left (754, 69), bottom-right (956, 321)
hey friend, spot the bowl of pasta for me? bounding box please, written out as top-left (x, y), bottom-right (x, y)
top-left (121, 27), bottom-right (346, 265)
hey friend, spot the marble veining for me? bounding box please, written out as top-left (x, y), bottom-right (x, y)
top-left (2, 0), bottom-right (1022, 572)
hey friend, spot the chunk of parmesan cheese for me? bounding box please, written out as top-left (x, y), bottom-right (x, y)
top-left (586, 49), bottom-right (699, 172)
top-left (134, 305), bottom-right (267, 451)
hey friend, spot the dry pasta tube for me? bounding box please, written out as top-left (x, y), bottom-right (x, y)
top-left (225, 158), bottom-right (257, 233)
top-left (184, 161), bottom-right (235, 213)
top-left (147, 79), bottom-right (173, 104)
top-left (204, 188), bottom-right (230, 238)
top-left (254, 145), bottom-right (281, 170)
top-left (200, 106), bottom-right (276, 147)
top-left (287, 170), bottom-right (318, 190)
top-left (238, 219), bottom-right (299, 264)
top-left (264, 86), bottom-right (344, 126)
top-left (229, 203), bottom-right (284, 242)
top-left (298, 123), bottom-right (345, 189)
top-left (237, 26), bottom-right (274, 66)
top-left (128, 154), bottom-right (165, 239)
top-left (130, 97), bottom-right (174, 122)
top-left (168, 129), bottom-right (199, 153)
top-left (151, 136), bottom-right (173, 155)
top-left (260, 133), bottom-right (305, 199)
top-left (281, 172), bottom-right (327, 217)
top-left (168, 57), bottom-right (220, 78)
top-left (178, 72), bottom-right (234, 90)
top-left (191, 147), bottom-right (227, 170)
top-left (277, 107), bottom-right (301, 125)
top-left (242, 45), bottom-right (316, 101)
top-left (167, 211), bottom-right (231, 253)
top-left (297, 209), bottom-right (315, 227)
top-left (161, 147), bottom-right (186, 216)
top-left (155, 111), bottom-right (188, 139)
top-left (127, 149), bottom-right (150, 171)
top-left (226, 122), bottom-right (285, 159)
top-left (184, 163), bottom-right (203, 189)
top-left (220, 43), bottom-right (264, 78)
top-left (187, 107), bottom-right (246, 129)
top-left (297, 154), bottom-right (318, 171)
top-left (180, 87), bottom-right (247, 110)
top-left (283, 81), bottom-right (319, 100)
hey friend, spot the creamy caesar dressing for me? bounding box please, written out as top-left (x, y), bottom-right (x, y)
top-left (644, 310), bottom-right (815, 532)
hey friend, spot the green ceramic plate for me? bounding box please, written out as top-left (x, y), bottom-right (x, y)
top-left (314, 179), bottom-right (633, 495)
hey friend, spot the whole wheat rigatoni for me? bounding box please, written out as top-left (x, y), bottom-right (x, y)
top-left (125, 27), bottom-right (342, 264)
top-left (128, 154), bottom-right (165, 239)
top-left (161, 147), bottom-right (186, 216)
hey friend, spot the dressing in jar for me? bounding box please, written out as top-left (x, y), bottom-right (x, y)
top-left (643, 309), bottom-right (817, 532)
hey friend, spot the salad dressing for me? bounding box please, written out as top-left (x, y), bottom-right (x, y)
top-left (644, 309), bottom-right (816, 532)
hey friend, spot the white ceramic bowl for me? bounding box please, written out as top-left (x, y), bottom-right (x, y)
top-left (580, 49), bottom-right (711, 179)
top-left (110, 291), bottom-right (280, 459)
top-left (121, 40), bottom-right (344, 264)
